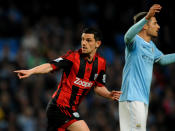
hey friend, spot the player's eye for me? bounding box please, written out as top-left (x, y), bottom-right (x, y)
top-left (86, 39), bottom-right (92, 42)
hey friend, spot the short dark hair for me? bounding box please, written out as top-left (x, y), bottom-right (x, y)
top-left (82, 27), bottom-right (102, 41)
top-left (133, 12), bottom-right (147, 24)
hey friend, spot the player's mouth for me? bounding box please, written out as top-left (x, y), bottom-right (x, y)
top-left (82, 47), bottom-right (87, 50)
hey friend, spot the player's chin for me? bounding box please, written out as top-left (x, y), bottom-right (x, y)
top-left (154, 32), bottom-right (158, 37)
top-left (152, 34), bottom-right (158, 38)
top-left (82, 50), bottom-right (89, 54)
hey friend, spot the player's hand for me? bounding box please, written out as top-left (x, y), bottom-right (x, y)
top-left (14, 70), bottom-right (32, 79)
top-left (110, 91), bottom-right (122, 101)
top-left (145, 4), bottom-right (162, 20)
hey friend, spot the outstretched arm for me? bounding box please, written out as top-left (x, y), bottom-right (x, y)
top-left (157, 54), bottom-right (175, 65)
top-left (14, 63), bottom-right (53, 79)
top-left (124, 4), bottom-right (162, 45)
top-left (94, 86), bottom-right (122, 101)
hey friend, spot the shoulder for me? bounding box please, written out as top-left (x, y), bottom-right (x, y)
top-left (150, 40), bottom-right (156, 47)
top-left (134, 35), bottom-right (146, 48)
top-left (61, 50), bottom-right (78, 61)
top-left (96, 54), bottom-right (106, 65)
top-left (135, 35), bottom-right (143, 42)
top-left (150, 41), bottom-right (159, 51)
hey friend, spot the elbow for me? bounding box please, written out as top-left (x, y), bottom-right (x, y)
top-left (124, 34), bottom-right (130, 44)
top-left (94, 87), bottom-right (98, 94)
top-left (124, 35), bottom-right (127, 43)
top-left (94, 86), bottom-right (100, 95)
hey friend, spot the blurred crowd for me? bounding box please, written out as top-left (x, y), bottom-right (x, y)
top-left (0, 0), bottom-right (175, 131)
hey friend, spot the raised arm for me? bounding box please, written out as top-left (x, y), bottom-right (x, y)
top-left (14, 63), bottom-right (53, 79)
top-left (124, 18), bottom-right (148, 45)
top-left (124, 4), bottom-right (162, 45)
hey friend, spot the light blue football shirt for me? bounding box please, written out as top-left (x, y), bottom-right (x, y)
top-left (119, 35), bottom-right (163, 105)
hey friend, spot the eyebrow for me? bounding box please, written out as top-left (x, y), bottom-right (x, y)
top-left (82, 37), bottom-right (93, 40)
top-left (86, 38), bottom-right (92, 40)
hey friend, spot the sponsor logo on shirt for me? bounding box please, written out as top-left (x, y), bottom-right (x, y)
top-left (142, 55), bottom-right (154, 63)
top-left (74, 77), bottom-right (93, 88)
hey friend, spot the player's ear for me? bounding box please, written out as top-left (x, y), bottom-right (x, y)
top-left (95, 41), bottom-right (101, 48)
top-left (143, 23), bottom-right (149, 30)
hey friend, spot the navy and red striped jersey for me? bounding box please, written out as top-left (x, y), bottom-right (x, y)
top-left (49, 49), bottom-right (106, 111)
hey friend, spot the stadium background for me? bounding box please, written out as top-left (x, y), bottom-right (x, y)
top-left (0, 0), bottom-right (175, 130)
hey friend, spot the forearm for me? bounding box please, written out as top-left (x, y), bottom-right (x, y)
top-left (158, 53), bottom-right (175, 65)
top-left (94, 86), bottom-right (111, 99)
top-left (124, 17), bottom-right (148, 44)
top-left (30, 63), bottom-right (53, 75)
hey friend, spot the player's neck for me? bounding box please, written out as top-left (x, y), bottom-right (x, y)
top-left (138, 32), bottom-right (151, 43)
top-left (84, 50), bottom-right (96, 62)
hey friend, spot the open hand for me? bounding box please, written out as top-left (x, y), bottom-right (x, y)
top-left (145, 4), bottom-right (162, 20)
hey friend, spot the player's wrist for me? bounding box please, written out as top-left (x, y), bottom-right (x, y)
top-left (107, 92), bottom-right (113, 100)
top-left (29, 69), bottom-right (35, 75)
top-left (145, 15), bottom-right (150, 21)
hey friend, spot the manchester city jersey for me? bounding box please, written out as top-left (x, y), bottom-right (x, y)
top-left (119, 35), bottom-right (163, 105)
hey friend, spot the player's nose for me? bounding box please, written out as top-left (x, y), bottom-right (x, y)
top-left (157, 24), bottom-right (160, 29)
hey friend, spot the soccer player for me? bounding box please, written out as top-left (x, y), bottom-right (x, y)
top-left (119, 4), bottom-right (175, 131)
top-left (14, 27), bottom-right (122, 131)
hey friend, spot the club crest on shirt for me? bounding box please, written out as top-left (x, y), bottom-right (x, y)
top-left (94, 73), bottom-right (98, 80)
top-left (54, 57), bottom-right (63, 62)
top-left (73, 112), bottom-right (80, 118)
top-left (142, 45), bottom-right (147, 49)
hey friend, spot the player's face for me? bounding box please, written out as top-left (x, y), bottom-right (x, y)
top-left (81, 33), bottom-right (101, 54)
top-left (147, 17), bottom-right (160, 37)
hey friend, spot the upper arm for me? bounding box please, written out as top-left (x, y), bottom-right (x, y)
top-left (95, 60), bottom-right (106, 87)
top-left (157, 53), bottom-right (175, 65)
top-left (124, 34), bottom-right (137, 51)
top-left (153, 45), bottom-right (164, 63)
top-left (49, 51), bottom-right (74, 71)
top-left (49, 58), bottom-right (73, 71)
top-left (124, 17), bottom-right (148, 50)
top-left (124, 34), bottom-right (135, 45)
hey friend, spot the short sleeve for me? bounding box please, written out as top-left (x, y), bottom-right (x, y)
top-left (153, 44), bottom-right (164, 63)
top-left (95, 60), bottom-right (106, 87)
top-left (49, 51), bottom-right (74, 71)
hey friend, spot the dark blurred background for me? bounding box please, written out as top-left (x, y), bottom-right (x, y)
top-left (0, 0), bottom-right (175, 131)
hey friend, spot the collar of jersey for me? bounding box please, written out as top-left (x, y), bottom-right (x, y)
top-left (78, 49), bottom-right (97, 64)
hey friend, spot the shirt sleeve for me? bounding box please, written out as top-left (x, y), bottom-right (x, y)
top-left (124, 17), bottom-right (148, 50)
top-left (154, 45), bottom-right (164, 63)
top-left (157, 53), bottom-right (175, 65)
top-left (49, 51), bottom-right (74, 71)
top-left (95, 60), bottom-right (106, 87)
